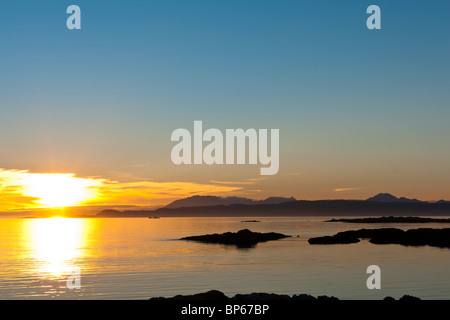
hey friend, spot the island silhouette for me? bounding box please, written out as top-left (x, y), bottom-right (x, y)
top-left (308, 227), bottom-right (450, 248)
top-left (180, 229), bottom-right (290, 248)
top-left (96, 193), bottom-right (450, 217)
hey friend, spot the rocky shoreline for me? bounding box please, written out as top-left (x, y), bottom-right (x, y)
top-left (150, 290), bottom-right (420, 301)
top-left (326, 216), bottom-right (450, 223)
top-left (308, 227), bottom-right (450, 248)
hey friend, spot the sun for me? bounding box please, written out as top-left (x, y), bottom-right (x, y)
top-left (22, 173), bottom-right (99, 208)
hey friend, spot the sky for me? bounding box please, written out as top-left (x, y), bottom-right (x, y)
top-left (0, 0), bottom-right (449, 211)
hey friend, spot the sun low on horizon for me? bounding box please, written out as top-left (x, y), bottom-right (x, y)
top-left (0, 169), bottom-right (103, 210)
top-left (21, 173), bottom-right (101, 208)
top-left (0, 168), bottom-right (244, 212)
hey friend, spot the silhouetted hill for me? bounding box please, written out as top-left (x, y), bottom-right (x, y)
top-left (366, 193), bottom-right (422, 203)
top-left (96, 209), bottom-right (123, 217)
top-left (262, 196), bottom-right (297, 204)
top-left (96, 198), bottom-right (450, 217)
top-left (164, 195), bottom-right (296, 209)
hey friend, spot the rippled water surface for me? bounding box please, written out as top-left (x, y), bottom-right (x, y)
top-left (0, 217), bottom-right (449, 299)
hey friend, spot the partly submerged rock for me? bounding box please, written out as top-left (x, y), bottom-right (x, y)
top-left (181, 229), bottom-right (290, 248)
top-left (326, 216), bottom-right (450, 224)
top-left (309, 228), bottom-right (450, 249)
top-left (308, 233), bottom-right (360, 244)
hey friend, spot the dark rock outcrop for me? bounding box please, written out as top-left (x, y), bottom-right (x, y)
top-left (150, 290), bottom-right (419, 301)
top-left (309, 228), bottom-right (450, 248)
top-left (326, 216), bottom-right (450, 224)
top-left (309, 228), bottom-right (404, 245)
top-left (308, 233), bottom-right (360, 244)
top-left (152, 290), bottom-right (228, 301)
top-left (181, 229), bottom-right (290, 248)
top-left (232, 293), bottom-right (292, 301)
top-left (151, 290), bottom-right (336, 300)
top-left (398, 295), bottom-right (422, 301)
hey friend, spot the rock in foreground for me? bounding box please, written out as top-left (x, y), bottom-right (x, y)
top-left (181, 229), bottom-right (290, 248)
top-left (150, 290), bottom-right (335, 300)
top-left (151, 290), bottom-right (419, 301)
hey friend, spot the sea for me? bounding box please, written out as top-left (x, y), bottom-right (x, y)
top-left (0, 216), bottom-right (449, 299)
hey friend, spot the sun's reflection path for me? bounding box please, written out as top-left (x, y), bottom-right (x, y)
top-left (29, 218), bottom-right (86, 279)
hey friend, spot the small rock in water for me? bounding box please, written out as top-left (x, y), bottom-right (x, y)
top-left (181, 229), bottom-right (290, 248)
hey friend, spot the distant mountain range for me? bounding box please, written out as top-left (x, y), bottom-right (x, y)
top-left (366, 193), bottom-right (450, 204)
top-left (366, 193), bottom-right (422, 203)
top-left (165, 193), bottom-right (450, 208)
top-left (96, 193), bottom-right (450, 217)
top-left (164, 195), bottom-right (297, 209)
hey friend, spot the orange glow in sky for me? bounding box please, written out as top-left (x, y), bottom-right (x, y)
top-left (0, 168), bottom-right (242, 212)
top-left (21, 173), bottom-right (100, 207)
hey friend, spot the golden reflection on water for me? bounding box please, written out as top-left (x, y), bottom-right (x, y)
top-left (29, 217), bottom-right (87, 278)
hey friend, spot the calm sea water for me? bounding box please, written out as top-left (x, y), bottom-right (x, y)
top-left (0, 216), bottom-right (449, 300)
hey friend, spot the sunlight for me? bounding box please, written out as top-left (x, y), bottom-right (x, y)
top-left (0, 168), bottom-right (241, 211)
top-left (22, 173), bottom-right (99, 207)
top-left (30, 217), bottom-right (86, 277)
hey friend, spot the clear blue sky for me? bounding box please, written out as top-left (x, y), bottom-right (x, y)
top-left (0, 0), bottom-right (449, 203)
